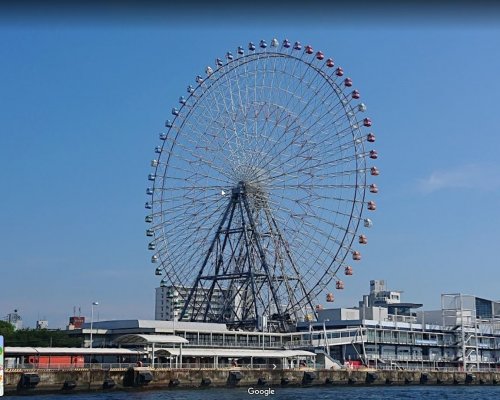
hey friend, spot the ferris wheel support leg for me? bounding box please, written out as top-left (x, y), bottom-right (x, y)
top-left (178, 189), bottom-right (238, 322)
top-left (201, 198), bottom-right (238, 321)
top-left (267, 209), bottom-right (318, 322)
top-left (237, 191), bottom-right (261, 328)
top-left (239, 183), bottom-right (287, 331)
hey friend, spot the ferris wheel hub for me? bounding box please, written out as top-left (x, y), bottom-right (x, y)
top-left (147, 38), bottom-right (379, 332)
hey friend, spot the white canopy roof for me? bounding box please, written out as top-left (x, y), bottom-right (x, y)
top-left (5, 347), bottom-right (146, 355)
top-left (114, 334), bottom-right (189, 345)
top-left (154, 348), bottom-right (315, 358)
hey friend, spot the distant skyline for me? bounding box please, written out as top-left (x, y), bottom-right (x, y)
top-left (1, 5), bottom-right (500, 328)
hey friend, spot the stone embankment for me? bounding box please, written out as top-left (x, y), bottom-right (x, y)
top-left (4, 368), bottom-right (500, 395)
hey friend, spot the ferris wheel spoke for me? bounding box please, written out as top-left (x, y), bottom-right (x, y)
top-left (159, 204), bottom-right (228, 280)
top-left (148, 40), bottom-right (377, 330)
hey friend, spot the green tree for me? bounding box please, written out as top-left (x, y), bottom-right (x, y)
top-left (0, 320), bottom-right (15, 337)
top-left (4, 328), bottom-right (81, 347)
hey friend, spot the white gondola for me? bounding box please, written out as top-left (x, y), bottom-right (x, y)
top-left (145, 39), bottom-right (380, 327)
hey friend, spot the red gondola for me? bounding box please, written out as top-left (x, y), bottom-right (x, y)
top-left (358, 234), bottom-right (367, 244)
top-left (363, 118), bottom-right (372, 127)
top-left (316, 51), bottom-right (324, 60)
top-left (352, 90), bottom-right (360, 99)
top-left (370, 167), bottom-right (380, 176)
top-left (326, 58), bottom-right (334, 68)
top-left (344, 78), bottom-right (353, 87)
top-left (344, 266), bottom-right (353, 276)
top-left (335, 67), bottom-right (344, 76)
top-left (367, 201), bottom-right (376, 211)
top-left (369, 150), bottom-right (378, 159)
top-left (336, 280), bottom-right (345, 290)
top-left (367, 133), bottom-right (376, 142)
top-left (305, 45), bottom-right (313, 54)
top-left (326, 293), bottom-right (335, 302)
top-left (352, 251), bottom-right (361, 261)
top-left (369, 184), bottom-right (379, 193)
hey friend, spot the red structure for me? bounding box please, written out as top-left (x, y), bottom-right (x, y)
top-left (26, 355), bottom-right (84, 368)
top-left (69, 316), bottom-right (85, 329)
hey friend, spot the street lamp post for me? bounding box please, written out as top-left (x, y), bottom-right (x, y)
top-left (167, 292), bottom-right (179, 367)
top-left (90, 301), bottom-right (99, 349)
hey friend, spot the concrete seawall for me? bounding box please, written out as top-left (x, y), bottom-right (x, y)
top-left (4, 368), bottom-right (500, 395)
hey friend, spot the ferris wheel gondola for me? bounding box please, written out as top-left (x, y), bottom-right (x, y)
top-left (145, 38), bottom-right (379, 332)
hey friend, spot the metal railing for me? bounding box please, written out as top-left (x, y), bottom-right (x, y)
top-left (373, 364), bottom-right (500, 372)
top-left (187, 340), bottom-right (284, 348)
top-left (6, 362), bottom-right (313, 371)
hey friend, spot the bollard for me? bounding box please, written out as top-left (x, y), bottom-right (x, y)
top-left (63, 380), bottom-right (77, 390)
top-left (169, 378), bottom-right (180, 387)
top-left (302, 371), bottom-right (316, 385)
top-left (228, 371), bottom-right (243, 386)
top-left (201, 377), bottom-right (211, 387)
top-left (18, 373), bottom-right (40, 390)
top-left (136, 371), bottom-right (153, 386)
top-left (366, 373), bottom-right (378, 384)
top-left (102, 378), bottom-right (116, 389)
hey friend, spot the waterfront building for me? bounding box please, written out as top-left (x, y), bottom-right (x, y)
top-left (63, 319), bottom-right (317, 369)
top-left (3, 310), bottom-right (22, 330)
top-left (36, 320), bottom-right (49, 330)
top-left (155, 285), bottom-right (228, 322)
top-left (303, 282), bottom-right (500, 371)
top-left (61, 280), bottom-right (500, 372)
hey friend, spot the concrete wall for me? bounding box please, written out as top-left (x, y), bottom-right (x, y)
top-left (4, 367), bottom-right (500, 395)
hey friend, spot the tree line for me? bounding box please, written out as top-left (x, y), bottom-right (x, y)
top-left (0, 321), bottom-right (82, 347)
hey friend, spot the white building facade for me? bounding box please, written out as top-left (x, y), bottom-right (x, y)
top-left (155, 285), bottom-right (228, 322)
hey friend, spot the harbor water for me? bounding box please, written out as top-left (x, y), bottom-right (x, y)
top-left (6, 386), bottom-right (500, 400)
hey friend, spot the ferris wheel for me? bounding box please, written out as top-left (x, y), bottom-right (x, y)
top-left (146, 38), bottom-right (379, 332)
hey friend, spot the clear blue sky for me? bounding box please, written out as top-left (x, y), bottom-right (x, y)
top-left (1, 4), bottom-right (500, 328)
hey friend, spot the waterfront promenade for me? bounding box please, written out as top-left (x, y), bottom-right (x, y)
top-left (4, 365), bottom-right (500, 395)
